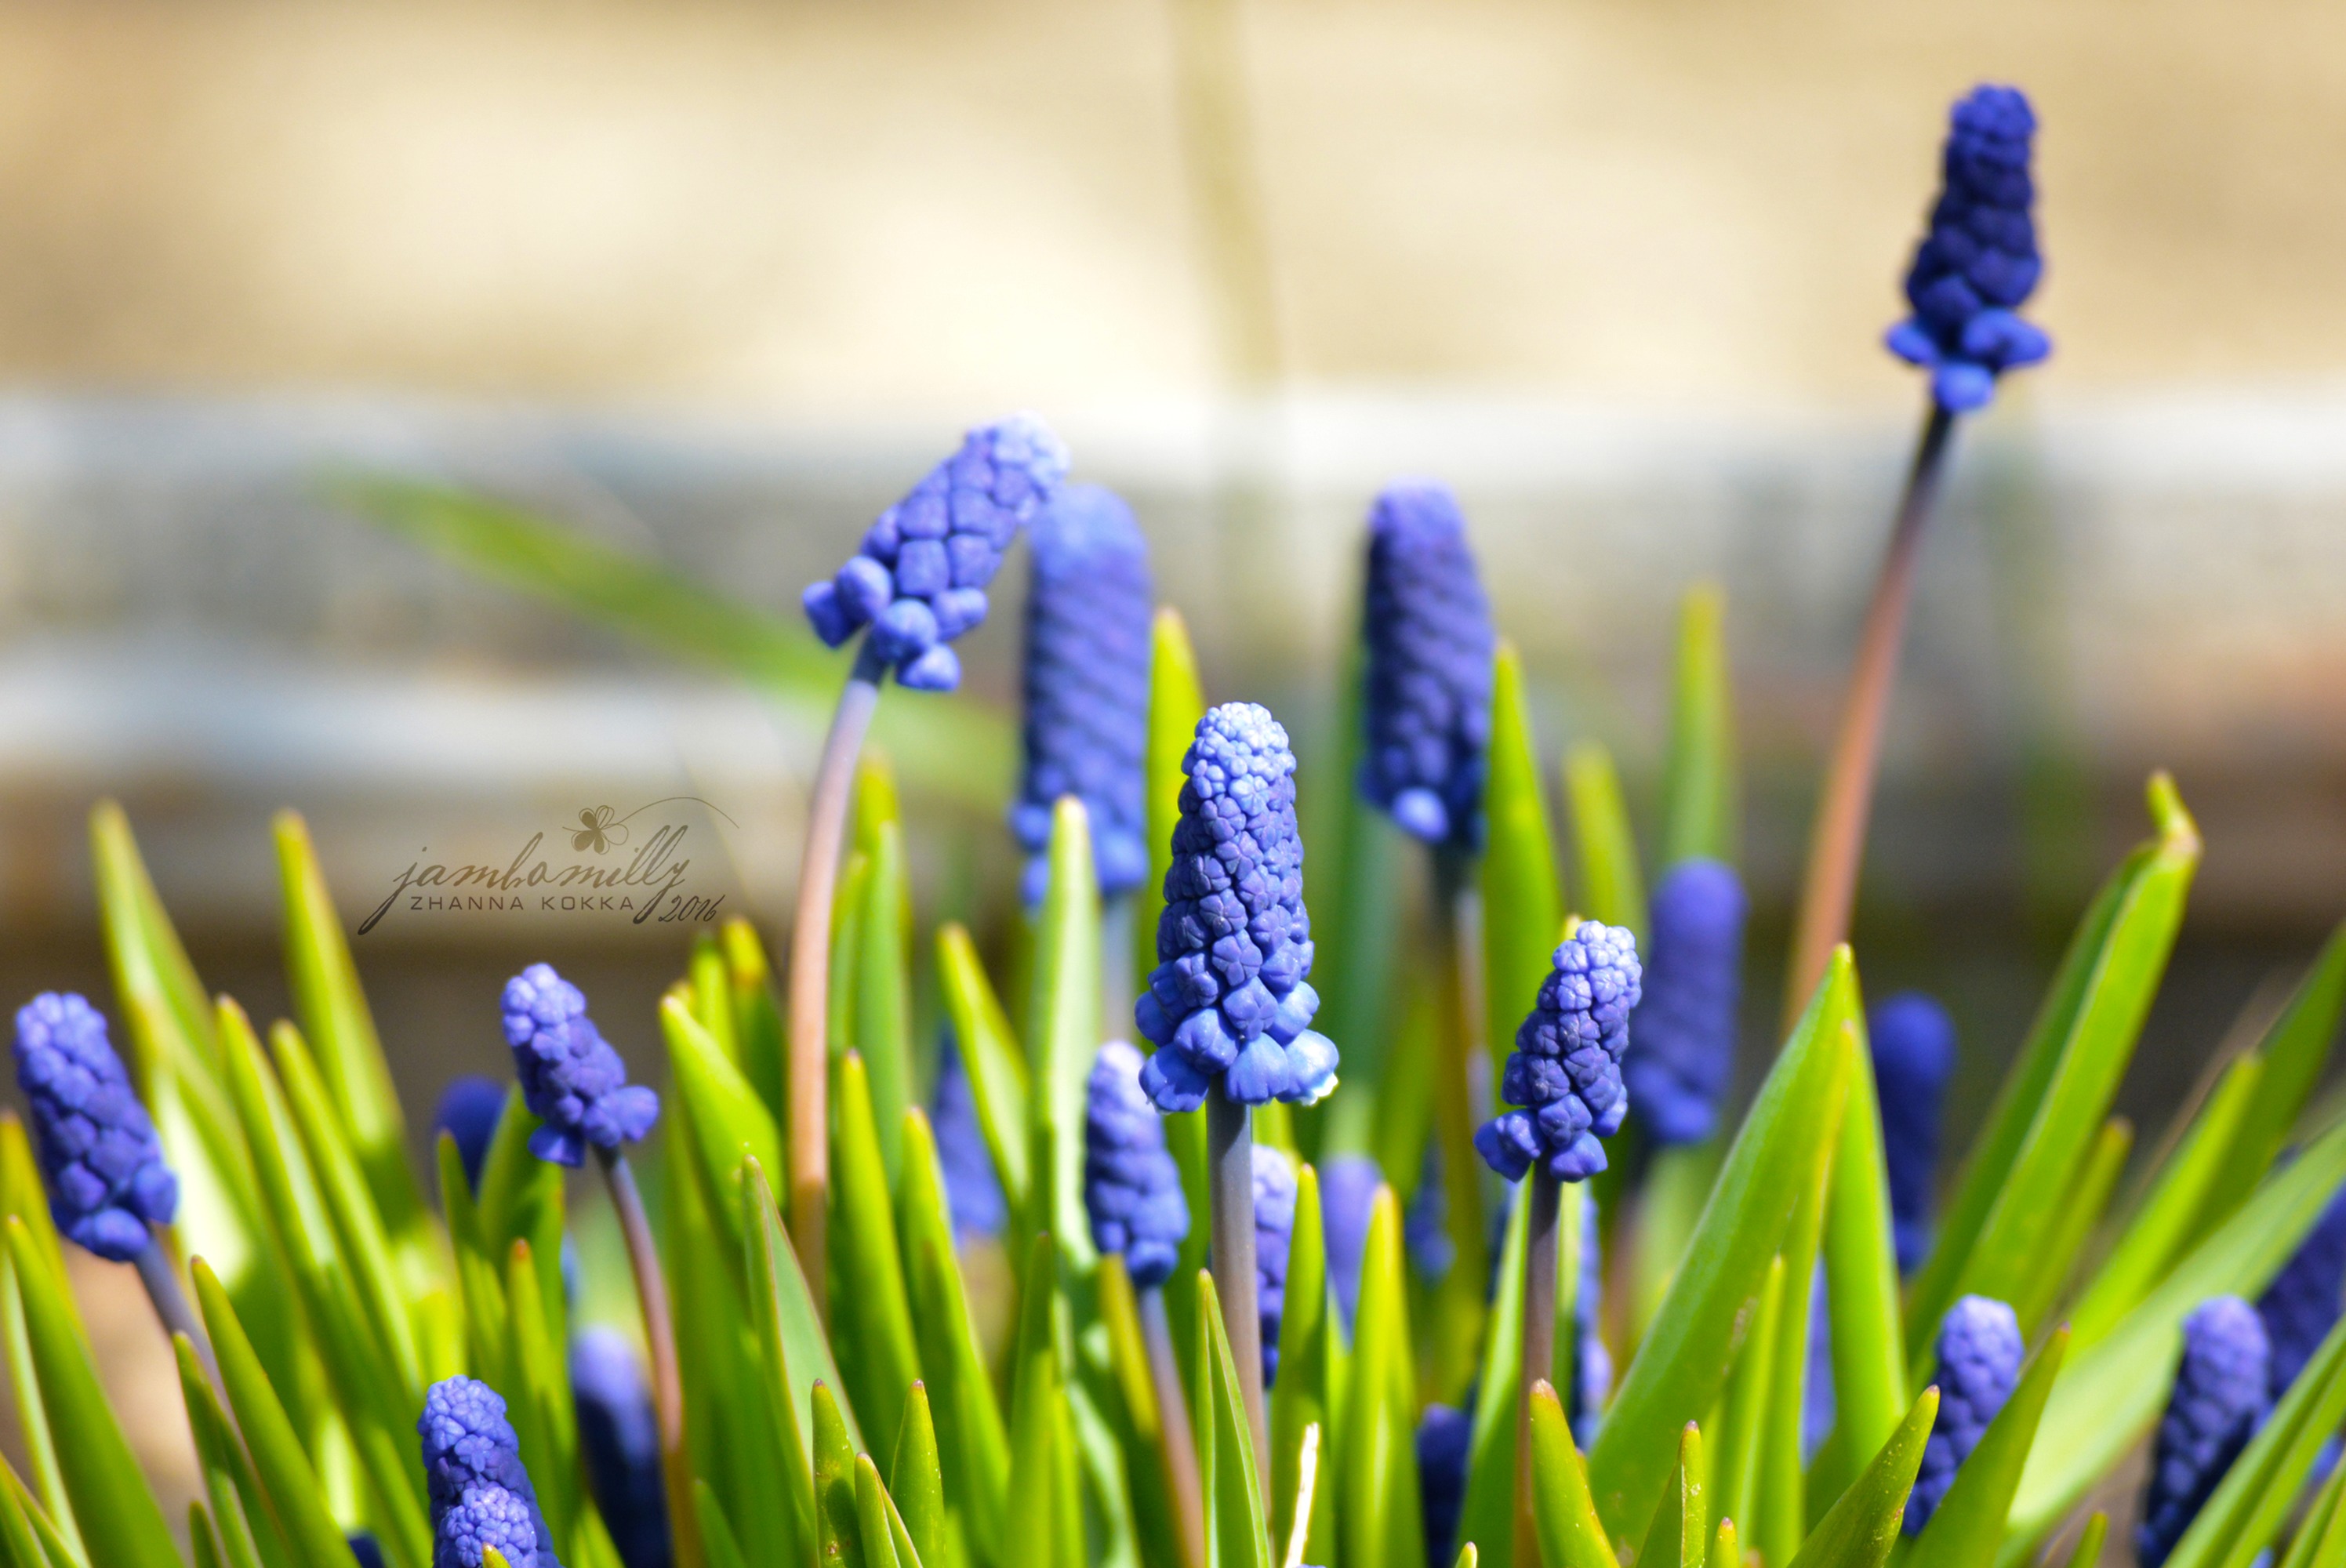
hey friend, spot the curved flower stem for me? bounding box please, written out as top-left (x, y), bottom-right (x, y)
top-left (1514, 1171), bottom-right (1561, 1568)
top-left (1139, 1286), bottom-right (1208, 1568)
top-left (598, 1147), bottom-right (703, 1568)
top-left (1207, 1084), bottom-right (1269, 1494)
top-left (785, 641), bottom-right (889, 1313)
top-left (133, 1236), bottom-right (218, 1389)
top-left (1785, 403), bottom-right (1957, 1027)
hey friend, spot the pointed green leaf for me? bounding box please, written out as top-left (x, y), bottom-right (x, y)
top-left (855, 1457), bottom-right (906, 1568)
top-left (0, 1123), bottom-right (80, 1558)
top-left (832, 850), bottom-right (872, 1060)
top-left (1708, 1519), bottom-right (1738, 1568)
top-left (90, 800), bottom-right (219, 1076)
top-left (1528, 1381), bottom-right (1620, 1568)
top-left (1816, 992), bottom-right (1907, 1513)
top-left (1563, 743), bottom-right (1646, 938)
top-left (688, 931), bottom-right (742, 1068)
top-left (1759, 1146), bottom-right (1831, 1565)
top-left (1340, 1186), bottom-right (1422, 1568)
top-left (1270, 1164), bottom-right (1333, 1560)
top-left (722, 918), bottom-right (790, 1132)
top-left (890, 1385), bottom-right (944, 1568)
top-left (830, 1051), bottom-right (922, 1461)
top-left (695, 1483), bottom-right (751, 1568)
top-left (1481, 642), bottom-right (1565, 1083)
top-left (894, 1112), bottom-right (1007, 1553)
top-left (173, 1334), bottom-right (289, 1568)
top-left (473, 1087), bottom-right (565, 1353)
top-left (2013, 1119), bottom-right (2129, 1338)
top-left (2189, 922), bottom-right (2346, 1243)
top-left (855, 820), bottom-right (917, 1184)
top-left (1785, 1387), bottom-right (1936, 1568)
top-left (1709, 1255), bottom-right (1782, 1538)
top-left (935, 924), bottom-right (1032, 1215)
top-left (745, 1157), bottom-right (861, 1457)
top-left (503, 1241), bottom-right (583, 1555)
top-left (1636, 1425), bottom-right (1705, 1568)
top-left (661, 995), bottom-right (785, 1246)
top-left (2057, 1515), bottom-right (2107, 1568)
top-left (0, 1459), bottom-right (53, 1568)
top-left (1095, 1253), bottom-right (1186, 1568)
top-left (1030, 800), bottom-right (1102, 1266)
top-left (1006, 1233), bottom-right (1064, 1568)
top-left (1456, 1174), bottom-right (1532, 1568)
top-left (2161, 1298), bottom-right (2346, 1568)
top-left (1905, 1328), bottom-right (2066, 1568)
top-left (815, 1384), bottom-right (866, 1568)
top-left (1661, 583), bottom-right (1737, 869)
top-left (1200, 1275), bottom-right (1276, 1568)
top-left (1142, 608), bottom-right (1209, 996)
top-left (2282, 1464), bottom-right (2346, 1568)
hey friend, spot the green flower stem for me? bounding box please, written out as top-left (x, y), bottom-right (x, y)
top-left (598, 1146), bottom-right (703, 1568)
top-left (1208, 1083), bottom-right (1269, 1495)
top-left (132, 1237), bottom-right (217, 1391)
top-left (1140, 1285), bottom-right (1208, 1568)
top-left (1785, 401), bottom-right (1956, 1026)
top-left (1516, 1171), bottom-right (1562, 1568)
top-left (785, 642), bottom-right (889, 1309)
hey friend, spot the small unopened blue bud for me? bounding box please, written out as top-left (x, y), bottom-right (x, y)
top-left (802, 416), bottom-right (1070, 691)
top-left (934, 1035), bottom-right (1007, 1242)
top-left (1885, 85), bottom-right (2051, 412)
top-left (434, 1076), bottom-right (509, 1192)
top-left (1014, 483), bottom-right (1153, 905)
top-left (1320, 1155), bottom-right (1381, 1331)
top-left (419, 1375), bottom-right (563, 1568)
top-left (1870, 993), bottom-right (1956, 1275)
top-left (501, 965), bottom-right (659, 1168)
top-left (1476, 924), bottom-right (1643, 1184)
top-left (2137, 1297), bottom-right (2270, 1567)
top-left (1624, 860), bottom-right (1747, 1147)
top-left (1135, 703), bottom-right (1336, 1112)
top-left (1417, 1403), bottom-right (1471, 1568)
top-left (1084, 1041), bottom-right (1189, 1290)
top-left (1356, 483), bottom-right (1494, 850)
top-left (572, 1329), bottom-right (670, 1568)
top-left (13, 993), bottom-right (178, 1262)
top-left (1255, 1146), bottom-right (1298, 1387)
top-left (2257, 1178), bottom-right (2346, 1400)
top-left (1905, 1295), bottom-right (2022, 1535)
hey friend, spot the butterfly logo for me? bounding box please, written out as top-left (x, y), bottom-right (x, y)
top-left (570, 805), bottom-right (628, 855)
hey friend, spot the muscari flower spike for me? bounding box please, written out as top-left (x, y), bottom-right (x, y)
top-left (1084, 1040), bottom-right (1190, 1290)
top-left (420, 1375), bottom-right (563, 1568)
top-left (935, 1034), bottom-right (1008, 1241)
top-left (1905, 1294), bottom-right (2022, 1536)
top-left (803, 415), bottom-right (1071, 692)
top-left (13, 993), bottom-right (178, 1262)
top-left (572, 1328), bottom-right (670, 1568)
top-left (1012, 481), bottom-right (1153, 906)
top-left (1255, 1145), bottom-right (1298, 1386)
top-left (1356, 483), bottom-right (1495, 850)
top-left (1475, 923), bottom-right (1643, 1184)
top-left (1886, 85), bottom-right (2052, 413)
top-left (2257, 1177), bottom-right (2346, 1399)
top-left (1870, 993), bottom-right (1957, 1275)
top-left (1623, 859), bottom-right (1749, 1148)
top-left (1135, 703), bottom-right (1338, 1112)
top-left (2137, 1296), bottom-right (2271, 1567)
top-left (434, 1075), bottom-right (510, 1192)
top-left (502, 964), bottom-right (660, 1168)
top-left (1418, 1403), bottom-right (1471, 1568)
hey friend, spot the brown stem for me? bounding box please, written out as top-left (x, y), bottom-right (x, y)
top-left (1785, 404), bottom-right (1957, 1028)
top-left (1515, 1172), bottom-right (1561, 1568)
top-left (1208, 1085), bottom-right (1269, 1496)
top-left (599, 1148), bottom-right (703, 1568)
top-left (1140, 1287), bottom-right (1208, 1568)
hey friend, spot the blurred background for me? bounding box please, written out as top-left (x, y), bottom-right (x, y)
top-left (2, 0), bottom-right (2344, 1508)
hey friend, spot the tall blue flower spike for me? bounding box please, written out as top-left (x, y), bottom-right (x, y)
top-left (2257, 1178), bottom-right (2346, 1399)
top-left (572, 1328), bottom-right (671, 1568)
top-left (1135, 702), bottom-right (1338, 1112)
top-left (1084, 1040), bottom-right (1191, 1290)
top-left (1475, 924), bottom-right (1643, 1184)
top-left (2137, 1297), bottom-right (2272, 1567)
top-left (1417, 1403), bottom-right (1471, 1568)
top-left (1624, 860), bottom-right (1749, 1147)
top-left (1905, 1295), bottom-right (2023, 1536)
top-left (1870, 992), bottom-right (1957, 1275)
top-left (1356, 483), bottom-right (1495, 850)
top-left (802, 415), bottom-right (1072, 693)
top-left (1404, 1146), bottom-right (1454, 1284)
top-left (434, 1076), bottom-right (510, 1193)
top-left (1012, 481), bottom-right (1154, 906)
top-left (501, 964), bottom-right (660, 1168)
top-left (419, 1375), bottom-right (563, 1568)
top-left (1572, 1188), bottom-right (1611, 1443)
top-left (1320, 1155), bottom-right (1381, 1332)
top-left (13, 993), bottom-right (178, 1262)
top-left (1254, 1145), bottom-right (1298, 1387)
top-left (934, 1034), bottom-right (1008, 1242)
top-left (1886, 85), bottom-right (2052, 413)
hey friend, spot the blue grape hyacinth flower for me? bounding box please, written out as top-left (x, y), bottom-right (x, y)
top-left (13, 993), bottom-right (179, 1262)
top-left (434, 1076), bottom-right (509, 1192)
top-left (803, 415), bottom-right (1071, 692)
top-left (572, 1328), bottom-right (670, 1568)
top-left (1135, 703), bottom-right (1338, 1112)
top-left (2257, 1177), bottom-right (2346, 1399)
top-left (2137, 1296), bottom-right (2271, 1567)
top-left (420, 1375), bottom-right (563, 1568)
top-left (1885, 85), bottom-right (2052, 413)
top-left (933, 1034), bottom-right (1008, 1242)
top-left (1356, 483), bottom-right (1495, 850)
top-left (1871, 993), bottom-right (1957, 1275)
top-left (1905, 1295), bottom-right (2023, 1535)
top-left (1255, 1145), bottom-right (1298, 1386)
top-left (1417, 1403), bottom-right (1471, 1568)
top-left (1084, 1040), bottom-right (1190, 1290)
top-left (1475, 923), bottom-right (1643, 1184)
top-left (501, 964), bottom-right (660, 1168)
top-left (1623, 860), bottom-right (1748, 1147)
top-left (1012, 481), bottom-right (1153, 905)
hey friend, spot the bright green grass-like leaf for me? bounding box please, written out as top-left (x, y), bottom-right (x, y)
top-left (1528, 1381), bottom-right (1620, 1568)
top-left (662, 996), bottom-right (784, 1235)
top-left (7, 1468), bottom-right (78, 1568)
top-left (831, 1051), bottom-right (923, 1461)
top-left (1030, 799), bottom-right (1102, 1266)
top-left (1563, 743), bottom-right (1647, 938)
top-left (746, 1159), bottom-right (862, 1458)
top-left (1456, 1177), bottom-right (1532, 1568)
top-left (2056, 1515), bottom-right (2108, 1568)
top-left (833, 851), bottom-right (873, 1061)
top-left (474, 1087), bottom-right (565, 1353)
top-left (1660, 583), bottom-right (1738, 869)
top-left (689, 932), bottom-right (741, 1069)
top-left (1758, 1149), bottom-right (1832, 1565)
top-left (174, 1334), bottom-right (290, 1568)
top-left (1200, 1275), bottom-right (1276, 1568)
top-left (895, 1114), bottom-right (1008, 1555)
top-left (1342, 1185), bottom-right (1424, 1568)
top-left (856, 1456), bottom-right (906, 1568)
top-left (1095, 1254), bottom-right (1186, 1568)
top-left (2282, 1463), bottom-right (2346, 1568)
top-left (502, 1241), bottom-right (583, 1555)
top-left (1006, 1234), bottom-right (1065, 1568)
top-left (2013, 1119), bottom-right (2130, 1338)
top-left (1589, 949), bottom-right (1855, 1539)
top-left (1142, 608), bottom-right (1209, 1016)
top-left (1270, 1164), bottom-right (1338, 1566)
top-left (1785, 1387), bottom-right (1936, 1568)
top-left (1708, 1519), bottom-right (1738, 1568)
top-left (935, 924), bottom-right (1033, 1214)
top-left (1904, 1328), bottom-right (2067, 1568)
top-left (0, 1122), bottom-right (79, 1559)
top-left (856, 819), bottom-right (917, 1185)
top-left (1636, 1425), bottom-right (1705, 1568)
top-left (0, 1467), bottom-right (53, 1568)
top-left (722, 918), bottom-right (790, 1134)
top-left (694, 1485), bottom-right (750, 1568)
top-left (737, 1166), bottom-right (819, 1568)
top-left (1630, 1142), bottom-right (1718, 1352)
top-left (1821, 1000), bottom-right (1908, 1507)
top-left (2161, 1304), bottom-right (2346, 1568)
top-left (1481, 643), bottom-right (1565, 1083)
top-left (1709, 1254), bottom-right (1782, 1539)
top-left (815, 1383), bottom-right (868, 1568)
top-left (90, 801), bottom-right (219, 1076)
top-left (891, 1383), bottom-right (945, 1568)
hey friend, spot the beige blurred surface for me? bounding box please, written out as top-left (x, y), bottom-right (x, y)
top-left (0, 0), bottom-right (2342, 407)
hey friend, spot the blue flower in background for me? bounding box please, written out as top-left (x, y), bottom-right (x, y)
top-left (1012, 481), bottom-right (1153, 905)
top-left (572, 1328), bottom-right (670, 1568)
top-left (1255, 1145), bottom-right (1298, 1386)
top-left (502, 964), bottom-right (659, 1167)
top-left (1135, 703), bottom-right (1338, 1112)
top-left (1476, 924), bottom-right (1643, 1184)
top-left (1417, 1403), bottom-right (1471, 1568)
top-left (1624, 860), bottom-right (1748, 1148)
top-left (434, 1076), bottom-right (509, 1192)
top-left (1404, 1145), bottom-right (1455, 1286)
top-left (933, 1034), bottom-right (1007, 1242)
top-left (1905, 1295), bottom-right (2022, 1535)
top-left (1870, 993), bottom-right (1956, 1275)
top-left (803, 416), bottom-right (1071, 692)
top-left (1572, 1188), bottom-right (1611, 1443)
top-left (348, 1534), bottom-right (387, 1568)
top-left (1886, 85), bottom-right (2052, 412)
top-left (2257, 1177), bottom-right (2346, 1400)
top-left (13, 993), bottom-right (178, 1262)
top-left (2137, 1297), bottom-right (2271, 1567)
top-left (1356, 483), bottom-right (1494, 850)
top-left (419, 1376), bottom-right (563, 1568)
top-left (1084, 1040), bottom-right (1190, 1290)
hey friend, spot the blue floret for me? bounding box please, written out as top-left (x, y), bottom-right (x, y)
top-left (1623, 860), bottom-right (1748, 1147)
top-left (501, 964), bottom-right (659, 1167)
top-left (419, 1376), bottom-right (563, 1568)
top-left (1905, 1295), bottom-right (2023, 1535)
top-left (1084, 1040), bottom-right (1190, 1290)
top-left (2258, 1177), bottom-right (2346, 1399)
top-left (572, 1328), bottom-right (670, 1568)
top-left (2137, 1297), bottom-right (2271, 1566)
top-left (13, 992), bottom-right (178, 1262)
top-left (1475, 923), bottom-right (1643, 1184)
top-left (934, 1033), bottom-right (1008, 1242)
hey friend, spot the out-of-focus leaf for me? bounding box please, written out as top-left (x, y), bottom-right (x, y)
top-left (1709, 1254), bottom-right (1781, 1538)
top-left (2282, 1466), bottom-right (2346, 1568)
top-left (1095, 1254), bottom-right (1188, 1568)
top-left (1630, 1142), bottom-right (1718, 1352)
top-left (0, 1121), bottom-right (79, 1557)
top-left (338, 477), bottom-right (1015, 805)
top-left (895, 1114), bottom-right (1008, 1555)
top-left (695, 1482), bottom-right (751, 1568)
top-left (0, 1461), bottom-right (53, 1568)
top-left (1707, 1520), bottom-right (1738, 1568)
top-left (856, 820), bottom-right (917, 1185)
top-left (2160, 1303), bottom-right (2346, 1568)
top-left (1481, 642), bottom-right (1565, 1083)
top-left (1758, 1147), bottom-right (1831, 1566)
top-left (738, 1162), bottom-right (820, 1568)
top-left (1563, 743), bottom-right (1647, 939)
top-left (815, 1383), bottom-right (868, 1568)
top-left (1029, 800), bottom-right (1102, 1265)
top-left (2014, 1120), bottom-right (2129, 1338)
top-left (2056, 1515), bottom-right (2108, 1568)
top-left (831, 1051), bottom-right (923, 1462)
top-left (833, 851), bottom-right (873, 1062)
top-left (503, 1242), bottom-right (583, 1555)
top-left (1635, 1424), bottom-right (1705, 1568)
top-left (1818, 1001), bottom-right (1907, 1514)
top-left (1006, 1233), bottom-right (1065, 1568)
top-left (662, 996), bottom-right (784, 1242)
top-left (173, 1334), bottom-right (292, 1568)
top-left (1904, 1328), bottom-right (2066, 1568)
top-left (1340, 1185), bottom-right (1422, 1568)
top-left (891, 1383), bottom-right (944, 1568)
top-left (689, 932), bottom-right (741, 1069)
top-left (1527, 1381), bottom-right (1619, 1568)
top-left (1784, 1387), bottom-right (1935, 1568)
top-left (1456, 1179), bottom-right (1532, 1568)
top-left (473, 1088), bottom-right (565, 1354)
top-left (746, 1158), bottom-right (861, 1458)
top-left (1660, 583), bottom-right (1737, 869)
top-left (1200, 1275), bottom-right (1276, 1568)
top-left (2189, 922), bottom-right (2346, 1243)
top-left (722, 918), bottom-right (790, 1134)
top-left (1270, 1165), bottom-right (1335, 1564)
top-left (1142, 608), bottom-right (1209, 1020)
top-left (935, 924), bottom-right (1032, 1216)
top-left (1588, 950), bottom-right (1855, 1539)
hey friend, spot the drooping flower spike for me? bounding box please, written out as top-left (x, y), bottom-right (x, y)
top-left (935, 1034), bottom-right (1008, 1242)
top-left (1253, 1144), bottom-right (1298, 1386)
top-left (1135, 702), bottom-right (1338, 1112)
top-left (13, 993), bottom-right (178, 1261)
top-left (1870, 992), bottom-right (1958, 1275)
top-left (420, 1375), bottom-right (564, 1568)
top-left (1084, 1040), bottom-right (1190, 1290)
top-left (2257, 1177), bottom-right (2346, 1399)
top-left (2137, 1297), bottom-right (2271, 1567)
top-left (803, 415), bottom-right (1071, 692)
top-left (572, 1328), bottom-right (671, 1568)
top-left (1905, 1294), bottom-right (2023, 1535)
top-left (502, 964), bottom-right (660, 1167)
top-left (1356, 482), bottom-right (1495, 849)
top-left (1475, 922), bottom-right (1643, 1184)
top-left (1886, 85), bottom-right (2052, 412)
top-left (1012, 481), bottom-right (1154, 905)
top-left (1624, 859), bottom-right (1749, 1148)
